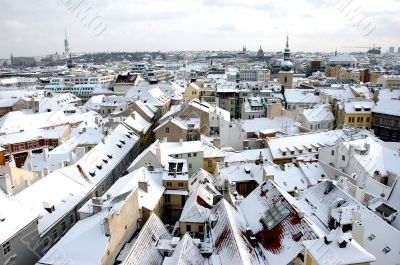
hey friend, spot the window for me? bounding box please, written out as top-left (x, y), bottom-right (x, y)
top-left (43, 238), bottom-right (49, 249)
top-left (2, 241), bottom-right (11, 255)
top-left (53, 229), bottom-right (58, 240)
top-left (382, 246), bottom-right (391, 254)
top-left (331, 150), bottom-right (334, 156)
top-left (69, 215), bottom-right (74, 225)
top-left (208, 159), bottom-right (212, 168)
top-left (166, 127), bottom-right (170, 134)
top-left (186, 224), bottom-right (191, 232)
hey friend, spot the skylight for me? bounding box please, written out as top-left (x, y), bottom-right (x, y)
top-left (261, 201), bottom-right (290, 230)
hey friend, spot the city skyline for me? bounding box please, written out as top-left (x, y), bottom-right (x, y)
top-left (1, 0), bottom-right (399, 58)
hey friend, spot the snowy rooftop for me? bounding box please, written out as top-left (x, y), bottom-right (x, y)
top-left (302, 105), bottom-right (334, 123)
top-left (240, 117), bottom-right (301, 135)
top-left (123, 213), bottom-right (172, 265)
top-left (303, 228), bottom-right (376, 265)
top-left (9, 123), bottom-right (139, 236)
top-left (238, 180), bottom-right (321, 265)
top-left (298, 181), bottom-right (400, 265)
top-left (210, 199), bottom-right (260, 265)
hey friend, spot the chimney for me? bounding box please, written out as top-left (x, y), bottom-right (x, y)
top-left (155, 144), bottom-right (162, 163)
top-left (43, 147), bottom-right (49, 160)
top-left (92, 197), bottom-right (104, 214)
top-left (0, 174), bottom-right (13, 195)
top-left (352, 213), bottom-right (364, 246)
top-left (138, 179), bottom-right (149, 193)
top-left (355, 187), bottom-right (365, 203)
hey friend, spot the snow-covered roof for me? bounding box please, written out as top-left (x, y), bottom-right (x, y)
top-left (10, 123), bottom-right (139, 236)
top-left (303, 228), bottom-right (376, 265)
top-left (264, 163), bottom-right (309, 192)
top-left (298, 181), bottom-right (400, 265)
top-left (180, 186), bottom-right (212, 223)
top-left (123, 213), bottom-right (172, 265)
top-left (339, 100), bottom-right (375, 114)
top-left (302, 105), bottom-right (334, 123)
top-left (284, 89), bottom-right (321, 104)
top-left (218, 162), bottom-right (265, 185)
top-left (160, 141), bottom-right (203, 155)
top-left (238, 180), bottom-right (320, 265)
top-left (329, 54), bottom-right (357, 63)
top-left (210, 200), bottom-right (260, 265)
top-left (123, 112), bottom-right (151, 135)
top-left (267, 130), bottom-right (347, 160)
top-left (240, 117), bottom-right (301, 135)
top-left (163, 234), bottom-right (204, 265)
top-left (154, 117), bottom-right (200, 132)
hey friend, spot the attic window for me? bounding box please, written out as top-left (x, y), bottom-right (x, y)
top-left (368, 234), bottom-right (375, 241)
top-left (45, 205), bottom-right (55, 214)
top-left (382, 246), bottom-right (391, 254)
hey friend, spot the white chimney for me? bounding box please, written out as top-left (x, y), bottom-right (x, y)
top-left (43, 147), bottom-right (49, 160)
top-left (352, 218), bottom-right (364, 247)
top-left (156, 144), bottom-right (162, 163)
top-left (355, 187), bottom-right (366, 204)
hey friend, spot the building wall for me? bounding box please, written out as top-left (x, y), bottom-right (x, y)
top-left (184, 84), bottom-right (200, 101)
top-left (170, 151), bottom-right (203, 177)
top-left (372, 112), bottom-right (400, 141)
top-left (102, 188), bottom-right (140, 265)
top-left (179, 222), bottom-right (205, 236)
top-left (279, 71), bottom-right (294, 89)
top-left (0, 220), bottom-right (41, 265)
top-left (155, 121), bottom-right (188, 142)
top-left (203, 156), bottom-right (224, 173)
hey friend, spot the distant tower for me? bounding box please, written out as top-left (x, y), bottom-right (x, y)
top-left (64, 27), bottom-right (70, 56)
top-left (279, 34), bottom-right (294, 89)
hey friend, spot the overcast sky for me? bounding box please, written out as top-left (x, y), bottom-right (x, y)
top-left (0, 0), bottom-right (399, 58)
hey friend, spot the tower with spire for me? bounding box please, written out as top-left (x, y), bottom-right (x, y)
top-left (279, 34), bottom-right (294, 89)
top-left (64, 27), bottom-right (70, 56)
